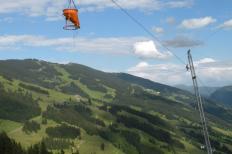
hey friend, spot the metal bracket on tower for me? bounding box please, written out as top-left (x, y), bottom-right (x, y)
top-left (187, 50), bottom-right (213, 154)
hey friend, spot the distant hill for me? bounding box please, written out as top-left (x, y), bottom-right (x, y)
top-left (210, 86), bottom-right (232, 107)
top-left (0, 59), bottom-right (231, 154)
top-left (176, 84), bottom-right (219, 98)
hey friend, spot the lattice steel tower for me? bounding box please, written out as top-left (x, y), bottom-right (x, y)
top-left (187, 50), bottom-right (213, 154)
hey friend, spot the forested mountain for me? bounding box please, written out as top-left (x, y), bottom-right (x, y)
top-left (210, 86), bottom-right (232, 107)
top-left (0, 59), bottom-right (231, 154)
top-left (175, 85), bottom-right (219, 98)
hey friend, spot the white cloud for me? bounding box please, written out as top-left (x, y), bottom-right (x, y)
top-left (0, 0), bottom-right (65, 20)
top-left (128, 62), bottom-right (186, 85)
top-left (152, 27), bottom-right (164, 33)
top-left (136, 61), bottom-right (150, 68)
top-left (165, 0), bottom-right (193, 8)
top-left (72, 0), bottom-right (193, 12)
top-left (0, 0), bottom-right (193, 20)
top-left (218, 19), bottom-right (232, 29)
top-left (194, 58), bottom-right (216, 65)
top-left (180, 16), bottom-right (216, 29)
top-left (195, 60), bottom-right (232, 86)
top-left (133, 41), bottom-right (172, 59)
top-left (128, 59), bottom-right (232, 86)
top-left (0, 34), bottom-right (149, 55)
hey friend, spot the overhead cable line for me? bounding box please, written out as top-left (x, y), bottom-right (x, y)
top-left (110, 0), bottom-right (187, 65)
top-left (110, 2), bottom-right (228, 153)
top-left (204, 27), bottom-right (224, 44)
top-left (110, 0), bottom-right (228, 98)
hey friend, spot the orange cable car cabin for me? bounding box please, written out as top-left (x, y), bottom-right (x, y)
top-left (63, 0), bottom-right (80, 30)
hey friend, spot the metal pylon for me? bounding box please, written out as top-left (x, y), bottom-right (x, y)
top-left (187, 50), bottom-right (213, 154)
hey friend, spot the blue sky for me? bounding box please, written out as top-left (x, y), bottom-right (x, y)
top-left (0, 0), bottom-right (231, 86)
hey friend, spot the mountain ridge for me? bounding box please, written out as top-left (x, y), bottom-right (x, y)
top-left (175, 84), bottom-right (220, 98)
top-left (0, 59), bottom-right (231, 154)
top-left (210, 86), bottom-right (232, 107)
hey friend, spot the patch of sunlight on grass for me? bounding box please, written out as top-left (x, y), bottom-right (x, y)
top-left (0, 119), bottom-right (22, 133)
top-left (9, 119), bottom-right (58, 148)
top-left (212, 126), bottom-right (232, 137)
top-left (179, 139), bottom-right (205, 154)
top-left (78, 130), bottom-right (124, 154)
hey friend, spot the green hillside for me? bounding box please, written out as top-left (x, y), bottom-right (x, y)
top-left (0, 59), bottom-right (232, 154)
top-left (210, 86), bottom-right (232, 108)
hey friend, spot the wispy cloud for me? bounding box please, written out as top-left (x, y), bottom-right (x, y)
top-left (194, 58), bottom-right (216, 65)
top-left (218, 19), bottom-right (232, 29)
top-left (164, 0), bottom-right (193, 8)
top-left (163, 36), bottom-right (203, 48)
top-left (128, 62), bottom-right (185, 85)
top-left (152, 27), bottom-right (164, 34)
top-left (0, 34), bottom-right (149, 55)
top-left (0, 0), bottom-right (193, 20)
top-left (0, 0), bottom-right (65, 20)
top-left (166, 17), bottom-right (176, 25)
top-left (0, 35), bottom-right (174, 60)
top-left (128, 59), bottom-right (232, 86)
top-left (180, 16), bottom-right (216, 29)
top-left (76, 0), bottom-right (194, 12)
